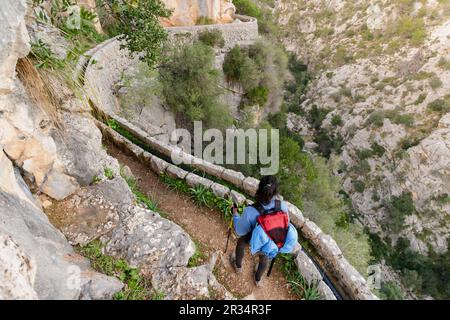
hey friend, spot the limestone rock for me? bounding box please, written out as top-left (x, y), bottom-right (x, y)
top-left (0, 0), bottom-right (30, 93)
top-left (79, 272), bottom-right (123, 300)
top-left (105, 206), bottom-right (196, 270)
top-left (0, 233), bottom-right (38, 300)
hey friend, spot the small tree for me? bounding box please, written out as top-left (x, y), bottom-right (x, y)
top-left (116, 0), bottom-right (171, 68)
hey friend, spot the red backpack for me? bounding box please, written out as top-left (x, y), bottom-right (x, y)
top-left (252, 200), bottom-right (290, 277)
top-left (253, 200), bottom-right (289, 249)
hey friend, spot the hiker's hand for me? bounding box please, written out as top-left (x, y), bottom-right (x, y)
top-left (231, 203), bottom-right (238, 215)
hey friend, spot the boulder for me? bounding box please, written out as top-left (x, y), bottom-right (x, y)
top-left (56, 177), bottom-right (133, 245)
top-left (79, 271), bottom-right (124, 300)
top-left (105, 206), bottom-right (196, 270)
top-left (0, 191), bottom-right (120, 299)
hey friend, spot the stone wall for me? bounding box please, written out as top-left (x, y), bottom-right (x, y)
top-left (165, 14), bottom-right (259, 48)
top-left (81, 23), bottom-right (378, 300)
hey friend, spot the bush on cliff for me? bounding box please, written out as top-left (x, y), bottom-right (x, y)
top-left (223, 40), bottom-right (287, 109)
top-left (112, 0), bottom-right (172, 68)
top-left (159, 41), bottom-right (232, 129)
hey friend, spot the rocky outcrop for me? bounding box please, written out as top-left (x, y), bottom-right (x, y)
top-left (0, 234), bottom-right (38, 300)
top-left (161, 0), bottom-right (236, 26)
top-left (273, 0), bottom-right (450, 255)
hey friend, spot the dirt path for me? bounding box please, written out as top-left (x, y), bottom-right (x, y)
top-left (107, 143), bottom-right (295, 300)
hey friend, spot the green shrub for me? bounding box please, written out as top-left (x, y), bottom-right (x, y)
top-left (356, 149), bottom-right (373, 160)
top-left (233, 0), bottom-right (262, 18)
top-left (370, 142), bottom-right (386, 157)
top-left (366, 110), bottom-right (385, 127)
top-left (223, 40), bottom-right (287, 108)
top-left (30, 40), bottom-right (65, 69)
top-left (307, 105), bottom-right (330, 129)
top-left (427, 96), bottom-right (450, 113)
top-left (314, 129), bottom-right (344, 158)
top-left (413, 93), bottom-right (427, 105)
top-left (380, 281), bottom-right (404, 300)
top-left (395, 16), bottom-right (426, 46)
top-left (331, 114), bottom-right (343, 126)
top-left (384, 192), bottom-right (415, 233)
top-left (437, 57), bottom-right (450, 70)
top-left (429, 76), bottom-right (443, 90)
top-left (353, 180), bottom-right (366, 193)
top-left (198, 29), bottom-right (225, 48)
top-left (116, 0), bottom-right (171, 68)
top-left (223, 45), bottom-right (260, 90)
top-left (268, 111), bottom-right (287, 129)
top-left (160, 42), bottom-right (232, 129)
top-left (246, 86), bottom-right (269, 106)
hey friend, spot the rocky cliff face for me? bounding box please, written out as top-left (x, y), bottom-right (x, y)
top-left (272, 0), bottom-right (450, 254)
top-left (0, 0), bottom-right (229, 299)
top-left (161, 0), bottom-right (236, 26)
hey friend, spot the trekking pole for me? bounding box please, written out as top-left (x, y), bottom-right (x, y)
top-left (224, 196), bottom-right (239, 253)
top-left (224, 218), bottom-right (233, 253)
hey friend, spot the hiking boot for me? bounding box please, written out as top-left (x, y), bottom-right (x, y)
top-left (255, 278), bottom-right (264, 288)
top-left (230, 252), bottom-right (242, 274)
top-left (254, 264), bottom-right (264, 288)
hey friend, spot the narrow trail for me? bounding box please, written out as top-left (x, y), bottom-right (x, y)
top-left (106, 142), bottom-right (296, 300)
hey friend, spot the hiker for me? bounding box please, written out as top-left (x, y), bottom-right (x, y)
top-left (231, 175), bottom-right (298, 287)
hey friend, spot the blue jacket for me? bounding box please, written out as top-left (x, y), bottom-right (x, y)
top-left (233, 198), bottom-right (298, 259)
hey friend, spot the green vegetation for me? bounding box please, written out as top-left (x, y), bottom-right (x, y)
top-left (366, 109), bottom-right (414, 128)
top-left (352, 180), bottom-right (365, 193)
top-left (188, 241), bottom-right (207, 267)
top-left (429, 76), bottom-right (443, 90)
top-left (413, 93), bottom-right (427, 105)
top-left (384, 192), bottom-right (415, 233)
top-left (122, 172), bottom-right (159, 212)
top-left (437, 57), bottom-right (450, 70)
top-left (379, 281), bottom-right (404, 300)
top-left (223, 40), bottom-right (287, 109)
top-left (160, 41), bottom-right (232, 129)
top-left (104, 167), bottom-right (114, 179)
top-left (369, 233), bottom-right (450, 299)
top-left (198, 29), bottom-right (225, 48)
top-left (331, 114), bottom-right (343, 126)
top-left (30, 40), bottom-right (65, 70)
top-left (78, 240), bottom-right (153, 300)
top-left (233, 0), bottom-right (279, 36)
top-left (30, 0), bottom-right (107, 69)
top-left (279, 254), bottom-right (322, 300)
top-left (109, 0), bottom-right (171, 68)
top-left (427, 95), bottom-right (450, 114)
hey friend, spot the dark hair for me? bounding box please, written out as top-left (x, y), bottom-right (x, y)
top-left (255, 175), bottom-right (279, 205)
